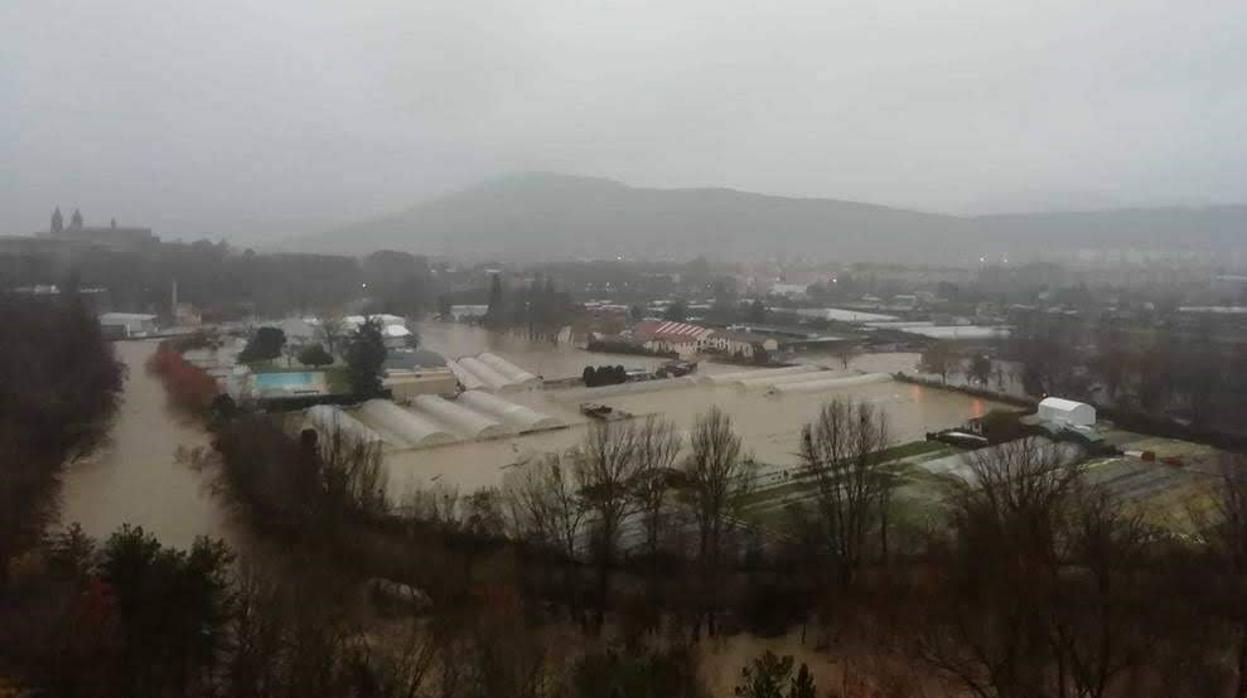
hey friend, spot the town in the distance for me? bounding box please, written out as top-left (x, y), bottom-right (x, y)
top-left (4, 194), bottom-right (1247, 697)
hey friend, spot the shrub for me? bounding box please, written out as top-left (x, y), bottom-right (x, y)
top-left (147, 343), bottom-right (218, 414)
top-left (237, 326), bottom-right (285, 363)
top-left (297, 343), bottom-right (334, 367)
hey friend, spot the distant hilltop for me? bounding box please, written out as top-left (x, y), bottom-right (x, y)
top-left (292, 173), bottom-right (1247, 265)
top-left (41, 206), bottom-right (157, 250)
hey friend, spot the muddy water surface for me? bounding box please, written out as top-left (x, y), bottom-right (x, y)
top-left (59, 341), bottom-right (237, 549)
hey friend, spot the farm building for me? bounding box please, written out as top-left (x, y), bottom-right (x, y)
top-left (458, 390), bottom-right (562, 432)
top-left (701, 330), bottom-right (779, 359)
top-left (302, 405), bottom-right (383, 445)
top-left (632, 320), bottom-right (714, 357)
top-left (1037, 397), bottom-right (1096, 428)
top-left (411, 395), bottom-right (509, 439)
top-left (357, 399), bottom-right (458, 448)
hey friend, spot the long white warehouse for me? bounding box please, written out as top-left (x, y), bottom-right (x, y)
top-left (705, 364), bottom-right (821, 385)
top-left (302, 405), bottom-right (383, 445)
top-left (358, 399), bottom-right (458, 448)
top-left (478, 352), bottom-right (540, 385)
top-left (772, 373), bottom-right (893, 394)
top-left (412, 395), bottom-right (510, 439)
top-left (458, 390), bottom-right (562, 432)
top-left (458, 356), bottom-right (513, 390)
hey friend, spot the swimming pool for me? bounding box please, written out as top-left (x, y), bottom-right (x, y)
top-left (254, 372), bottom-right (319, 390)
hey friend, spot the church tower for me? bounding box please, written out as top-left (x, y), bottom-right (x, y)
top-left (70, 208), bottom-right (83, 230)
top-left (51, 207), bottom-right (63, 233)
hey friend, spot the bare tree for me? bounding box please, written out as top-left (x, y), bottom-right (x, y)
top-left (572, 421), bottom-right (642, 626)
top-left (968, 354), bottom-right (993, 388)
top-left (797, 398), bottom-right (893, 586)
top-left (1202, 455), bottom-right (1247, 698)
top-left (832, 342), bottom-right (861, 370)
top-left (503, 458), bottom-right (553, 546)
top-left (1047, 487), bottom-right (1149, 698)
top-left (917, 438), bottom-right (1084, 698)
top-left (680, 407), bottom-right (752, 636)
top-left (920, 341), bottom-right (959, 383)
top-left (315, 424), bottom-right (389, 523)
top-left (631, 416), bottom-right (683, 557)
top-left (405, 482), bottom-right (463, 526)
top-left (317, 314), bottom-right (347, 356)
top-left (503, 453), bottom-right (585, 560)
top-left (405, 483), bottom-right (505, 591)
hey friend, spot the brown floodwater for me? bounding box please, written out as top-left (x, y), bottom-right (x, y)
top-left (58, 340), bottom-right (237, 550)
top-left (56, 334), bottom-right (995, 545)
top-left (414, 321), bottom-right (673, 380)
top-left (379, 345), bottom-right (1002, 495)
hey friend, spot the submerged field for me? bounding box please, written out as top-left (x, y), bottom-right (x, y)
top-left (372, 360), bottom-right (1002, 495)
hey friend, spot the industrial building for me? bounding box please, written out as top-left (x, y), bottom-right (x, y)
top-left (632, 320), bottom-right (715, 357)
top-left (99, 312), bottom-right (158, 338)
top-left (383, 356), bottom-right (458, 399)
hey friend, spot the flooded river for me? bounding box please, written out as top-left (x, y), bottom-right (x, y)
top-left (55, 334), bottom-right (995, 540)
top-left (59, 341), bottom-right (236, 550)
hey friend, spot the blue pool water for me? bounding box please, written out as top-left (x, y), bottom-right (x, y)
top-left (254, 372), bottom-right (318, 389)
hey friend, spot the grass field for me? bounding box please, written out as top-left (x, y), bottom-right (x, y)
top-left (741, 430), bottom-right (1229, 537)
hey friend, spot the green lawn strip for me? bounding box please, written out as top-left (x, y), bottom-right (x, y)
top-left (741, 440), bottom-right (962, 518)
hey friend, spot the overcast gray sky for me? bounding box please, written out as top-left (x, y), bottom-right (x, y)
top-left (3, 0), bottom-right (1245, 242)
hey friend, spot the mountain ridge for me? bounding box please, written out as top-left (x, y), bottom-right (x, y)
top-left (291, 173), bottom-right (1246, 263)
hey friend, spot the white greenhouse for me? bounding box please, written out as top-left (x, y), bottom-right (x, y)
top-left (1037, 397), bottom-right (1096, 428)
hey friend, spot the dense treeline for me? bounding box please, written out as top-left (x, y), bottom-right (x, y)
top-left (1007, 309), bottom-right (1247, 436)
top-left (65, 241), bottom-right (366, 318)
top-left (0, 524), bottom-right (233, 697)
top-left (484, 273), bottom-right (574, 341)
top-left (199, 395), bottom-right (1247, 696)
top-left (0, 293), bottom-right (122, 582)
top-left (28, 242), bottom-right (453, 319)
top-left (9, 360), bottom-right (1247, 695)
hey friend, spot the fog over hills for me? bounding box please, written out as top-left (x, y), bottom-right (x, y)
top-left (295, 173), bottom-right (1247, 264)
